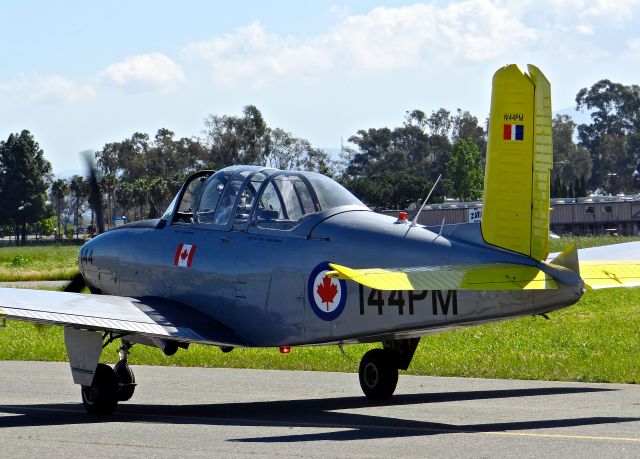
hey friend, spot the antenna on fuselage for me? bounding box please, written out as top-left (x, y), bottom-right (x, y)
top-left (438, 215), bottom-right (446, 237)
top-left (410, 174), bottom-right (441, 228)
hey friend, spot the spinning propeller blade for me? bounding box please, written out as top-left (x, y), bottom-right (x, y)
top-left (64, 152), bottom-right (106, 293)
top-left (64, 272), bottom-right (86, 293)
top-left (84, 152), bottom-right (105, 234)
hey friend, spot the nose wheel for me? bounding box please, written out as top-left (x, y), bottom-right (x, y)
top-left (114, 339), bottom-right (137, 401)
top-left (114, 360), bottom-right (136, 401)
top-left (358, 349), bottom-right (398, 399)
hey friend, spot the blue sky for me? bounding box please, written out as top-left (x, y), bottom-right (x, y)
top-left (1, 0), bottom-right (639, 174)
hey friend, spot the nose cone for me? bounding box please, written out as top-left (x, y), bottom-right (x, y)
top-left (78, 229), bottom-right (127, 290)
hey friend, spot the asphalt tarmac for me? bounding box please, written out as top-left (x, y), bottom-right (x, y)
top-left (0, 361), bottom-right (638, 458)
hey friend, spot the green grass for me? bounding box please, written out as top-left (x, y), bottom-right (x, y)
top-left (0, 245), bottom-right (80, 281)
top-left (549, 235), bottom-right (640, 252)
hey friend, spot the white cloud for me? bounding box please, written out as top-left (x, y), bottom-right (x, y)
top-left (578, 0), bottom-right (640, 25)
top-left (184, 1), bottom-right (536, 88)
top-left (184, 22), bottom-right (331, 88)
top-left (100, 53), bottom-right (185, 91)
top-left (0, 53), bottom-right (185, 106)
top-left (575, 24), bottom-right (594, 35)
top-left (0, 74), bottom-right (95, 104)
top-left (30, 75), bottom-right (96, 104)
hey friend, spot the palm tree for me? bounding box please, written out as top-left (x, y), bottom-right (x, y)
top-left (147, 178), bottom-right (168, 219)
top-left (133, 178), bottom-right (149, 221)
top-left (50, 179), bottom-right (68, 240)
top-left (102, 173), bottom-right (117, 229)
top-left (68, 175), bottom-right (88, 239)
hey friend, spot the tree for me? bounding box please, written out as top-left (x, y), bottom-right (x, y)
top-left (132, 178), bottom-right (149, 220)
top-left (102, 173), bottom-right (117, 227)
top-left (445, 138), bottom-right (484, 201)
top-left (50, 178), bottom-right (69, 240)
top-left (552, 115), bottom-right (592, 193)
top-left (89, 105), bottom-right (333, 221)
top-left (342, 107), bottom-right (475, 207)
top-left (203, 105), bottom-right (270, 166)
top-left (0, 130), bottom-right (52, 243)
top-left (68, 175), bottom-right (88, 239)
top-left (575, 80), bottom-right (640, 192)
top-left (147, 177), bottom-right (168, 219)
top-left (34, 216), bottom-right (55, 239)
top-left (116, 181), bottom-right (135, 221)
top-left (343, 172), bottom-right (431, 209)
top-left (268, 128), bottom-right (333, 174)
top-left (451, 109), bottom-right (486, 155)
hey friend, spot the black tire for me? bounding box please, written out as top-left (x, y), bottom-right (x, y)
top-left (114, 360), bottom-right (136, 402)
top-left (81, 363), bottom-right (119, 415)
top-left (359, 349), bottom-right (398, 399)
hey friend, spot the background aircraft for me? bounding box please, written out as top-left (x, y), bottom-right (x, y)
top-left (0, 64), bottom-right (638, 414)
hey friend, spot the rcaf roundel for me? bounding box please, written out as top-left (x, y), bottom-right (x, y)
top-left (308, 262), bottom-right (347, 321)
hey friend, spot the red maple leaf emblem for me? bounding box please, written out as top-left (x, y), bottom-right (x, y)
top-left (317, 275), bottom-right (338, 311)
top-left (181, 249), bottom-right (189, 260)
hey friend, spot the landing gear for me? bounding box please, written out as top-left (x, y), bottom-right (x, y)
top-left (114, 360), bottom-right (136, 401)
top-left (81, 363), bottom-right (119, 414)
top-left (359, 349), bottom-right (398, 399)
top-left (358, 338), bottom-right (420, 400)
top-left (79, 339), bottom-right (137, 414)
top-left (115, 341), bottom-right (136, 401)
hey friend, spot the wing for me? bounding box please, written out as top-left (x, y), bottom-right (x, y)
top-left (328, 262), bottom-right (556, 291)
top-left (0, 288), bottom-right (248, 347)
top-left (573, 241), bottom-right (640, 289)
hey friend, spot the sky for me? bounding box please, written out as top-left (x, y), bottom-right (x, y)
top-left (1, 0), bottom-right (639, 175)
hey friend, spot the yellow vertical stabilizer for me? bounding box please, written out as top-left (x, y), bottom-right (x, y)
top-left (481, 64), bottom-right (552, 261)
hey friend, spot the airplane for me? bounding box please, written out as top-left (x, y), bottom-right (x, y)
top-left (0, 64), bottom-right (638, 415)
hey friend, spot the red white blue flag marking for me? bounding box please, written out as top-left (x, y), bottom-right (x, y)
top-left (174, 243), bottom-right (196, 268)
top-left (503, 124), bottom-right (524, 141)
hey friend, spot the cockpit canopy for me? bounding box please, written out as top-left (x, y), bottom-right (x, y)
top-left (164, 166), bottom-right (367, 232)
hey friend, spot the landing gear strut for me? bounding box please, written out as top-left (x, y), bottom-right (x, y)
top-left (358, 338), bottom-right (420, 399)
top-left (115, 340), bottom-right (136, 401)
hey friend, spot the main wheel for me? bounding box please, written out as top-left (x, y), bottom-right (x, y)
top-left (114, 360), bottom-right (136, 402)
top-left (81, 363), bottom-right (119, 414)
top-left (359, 349), bottom-right (398, 399)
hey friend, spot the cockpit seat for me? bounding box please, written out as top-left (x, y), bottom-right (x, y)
top-left (256, 209), bottom-right (279, 221)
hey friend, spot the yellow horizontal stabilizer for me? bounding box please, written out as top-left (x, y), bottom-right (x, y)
top-left (328, 263), bottom-right (557, 291)
top-left (579, 261), bottom-right (640, 289)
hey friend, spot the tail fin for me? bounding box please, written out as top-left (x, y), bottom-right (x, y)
top-left (481, 64), bottom-right (552, 261)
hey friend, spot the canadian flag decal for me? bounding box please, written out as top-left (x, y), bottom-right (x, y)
top-left (173, 243), bottom-right (196, 268)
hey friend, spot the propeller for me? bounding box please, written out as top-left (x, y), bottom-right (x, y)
top-left (64, 152), bottom-right (105, 294)
top-left (85, 152), bottom-right (105, 234)
top-left (64, 272), bottom-right (87, 293)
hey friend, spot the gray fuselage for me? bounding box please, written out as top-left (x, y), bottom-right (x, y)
top-left (79, 167), bottom-right (583, 348)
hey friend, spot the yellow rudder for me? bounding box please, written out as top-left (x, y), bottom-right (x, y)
top-left (527, 64), bottom-right (552, 261)
top-left (481, 64), bottom-right (552, 261)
